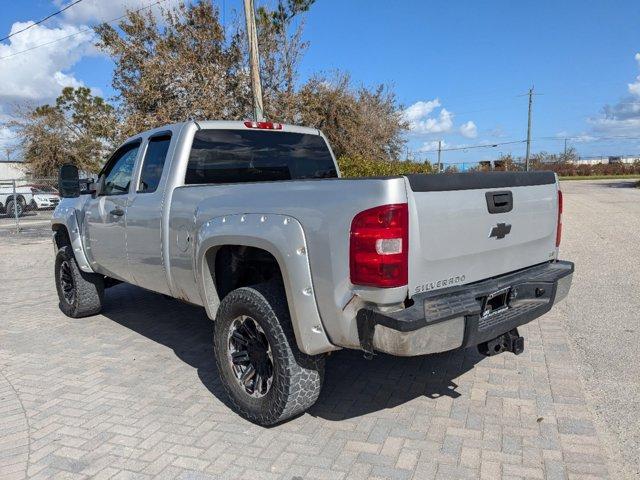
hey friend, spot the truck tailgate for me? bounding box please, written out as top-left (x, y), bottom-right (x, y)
top-left (405, 172), bottom-right (559, 296)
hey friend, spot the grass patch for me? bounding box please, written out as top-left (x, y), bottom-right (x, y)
top-left (559, 174), bottom-right (640, 181)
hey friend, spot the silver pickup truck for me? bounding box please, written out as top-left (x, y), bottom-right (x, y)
top-left (52, 120), bottom-right (573, 425)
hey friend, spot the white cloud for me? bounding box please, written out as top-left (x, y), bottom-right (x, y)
top-left (0, 20), bottom-right (95, 159)
top-left (417, 140), bottom-right (479, 152)
top-left (0, 0), bottom-right (186, 157)
top-left (628, 52), bottom-right (640, 96)
top-left (0, 0), bottom-right (185, 107)
top-left (0, 22), bottom-right (93, 104)
top-left (588, 53), bottom-right (640, 136)
top-left (459, 120), bottom-right (477, 138)
top-left (555, 132), bottom-right (596, 143)
top-left (572, 134), bottom-right (597, 143)
top-left (404, 99), bottom-right (477, 138)
top-left (414, 108), bottom-right (453, 134)
top-left (588, 117), bottom-right (640, 135)
top-left (404, 99), bottom-right (454, 135)
top-left (573, 134), bottom-right (596, 143)
top-left (418, 140), bottom-right (448, 152)
top-left (403, 99), bottom-right (441, 123)
top-left (55, 0), bottom-right (183, 25)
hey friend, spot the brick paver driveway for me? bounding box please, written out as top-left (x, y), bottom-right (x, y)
top-left (0, 189), bottom-right (613, 479)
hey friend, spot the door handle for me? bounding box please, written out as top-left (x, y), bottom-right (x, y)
top-left (110, 208), bottom-right (125, 217)
top-left (485, 191), bottom-right (513, 214)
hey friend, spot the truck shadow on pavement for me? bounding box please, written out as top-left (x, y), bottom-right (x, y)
top-left (101, 283), bottom-right (481, 423)
top-left (602, 180), bottom-right (640, 188)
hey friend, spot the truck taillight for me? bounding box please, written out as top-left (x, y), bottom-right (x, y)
top-left (243, 121), bottom-right (283, 130)
top-left (556, 190), bottom-right (563, 248)
top-left (350, 204), bottom-right (408, 288)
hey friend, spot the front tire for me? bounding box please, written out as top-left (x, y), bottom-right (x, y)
top-left (55, 246), bottom-right (104, 318)
top-left (5, 200), bottom-right (23, 217)
top-left (213, 283), bottom-right (324, 426)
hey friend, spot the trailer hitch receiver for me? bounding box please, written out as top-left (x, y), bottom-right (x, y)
top-left (478, 328), bottom-right (524, 356)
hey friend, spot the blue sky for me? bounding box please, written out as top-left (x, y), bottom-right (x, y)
top-left (2, 0), bottom-right (640, 163)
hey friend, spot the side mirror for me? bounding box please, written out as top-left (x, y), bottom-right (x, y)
top-left (58, 164), bottom-right (80, 198)
top-left (79, 178), bottom-right (95, 195)
top-left (87, 181), bottom-right (99, 196)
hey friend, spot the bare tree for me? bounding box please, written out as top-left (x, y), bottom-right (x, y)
top-left (2, 144), bottom-right (18, 162)
top-left (255, 0), bottom-right (314, 122)
top-left (95, 2), bottom-right (250, 138)
top-left (6, 87), bottom-right (116, 177)
top-left (94, 0), bottom-right (407, 161)
top-left (297, 72), bottom-right (408, 160)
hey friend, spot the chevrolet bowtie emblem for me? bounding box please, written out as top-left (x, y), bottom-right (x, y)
top-left (489, 222), bottom-right (512, 239)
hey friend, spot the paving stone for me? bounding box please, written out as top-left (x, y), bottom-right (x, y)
top-left (0, 240), bottom-right (612, 479)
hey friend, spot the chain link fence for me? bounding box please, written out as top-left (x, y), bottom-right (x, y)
top-left (0, 177), bottom-right (58, 240)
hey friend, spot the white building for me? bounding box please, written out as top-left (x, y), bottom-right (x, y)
top-left (0, 161), bottom-right (28, 180)
top-left (610, 155), bottom-right (640, 164)
top-left (568, 155), bottom-right (640, 165)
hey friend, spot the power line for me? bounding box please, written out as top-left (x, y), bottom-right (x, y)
top-left (0, 0), bottom-right (172, 61)
top-left (0, 0), bottom-right (84, 43)
top-left (418, 139), bottom-right (526, 154)
top-left (535, 135), bottom-right (640, 141)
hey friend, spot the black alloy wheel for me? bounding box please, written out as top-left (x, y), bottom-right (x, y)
top-left (227, 315), bottom-right (274, 398)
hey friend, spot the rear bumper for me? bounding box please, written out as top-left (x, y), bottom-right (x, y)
top-left (356, 260), bottom-right (574, 356)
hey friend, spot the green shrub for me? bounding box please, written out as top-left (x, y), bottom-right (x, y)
top-left (338, 156), bottom-right (435, 177)
top-left (337, 156), bottom-right (640, 178)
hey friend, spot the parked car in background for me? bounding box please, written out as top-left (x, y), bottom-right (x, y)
top-left (26, 185), bottom-right (60, 210)
top-left (51, 120), bottom-right (573, 425)
top-left (0, 184), bottom-right (34, 217)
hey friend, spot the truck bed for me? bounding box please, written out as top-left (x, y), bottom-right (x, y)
top-left (167, 171), bottom-right (560, 351)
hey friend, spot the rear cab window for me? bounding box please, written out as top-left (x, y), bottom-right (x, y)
top-left (185, 129), bottom-right (338, 185)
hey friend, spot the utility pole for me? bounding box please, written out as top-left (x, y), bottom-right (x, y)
top-left (243, 0), bottom-right (264, 121)
top-left (525, 86), bottom-right (534, 171)
top-left (563, 138), bottom-right (568, 160)
top-left (437, 140), bottom-right (442, 172)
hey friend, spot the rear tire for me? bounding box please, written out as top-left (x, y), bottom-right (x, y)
top-left (213, 282), bottom-right (324, 426)
top-left (55, 246), bottom-right (104, 318)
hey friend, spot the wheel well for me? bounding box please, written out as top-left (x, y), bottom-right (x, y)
top-left (52, 225), bottom-right (71, 249)
top-left (6, 195), bottom-right (26, 204)
top-left (211, 245), bottom-right (283, 301)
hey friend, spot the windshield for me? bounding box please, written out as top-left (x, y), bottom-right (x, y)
top-left (185, 129), bottom-right (338, 185)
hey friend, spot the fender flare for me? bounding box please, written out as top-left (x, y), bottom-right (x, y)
top-left (194, 213), bottom-right (337, 355)
top-left (51, 207), bottom-right (94, 273)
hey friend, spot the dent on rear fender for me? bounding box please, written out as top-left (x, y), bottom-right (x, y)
top-left (193, 213), bottom-right (339, 356)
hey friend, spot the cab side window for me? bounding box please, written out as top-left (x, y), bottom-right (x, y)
top-left (102, 142), bottom-right (141, 196)
top-left (138, 134), bottom-right (171, 193)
